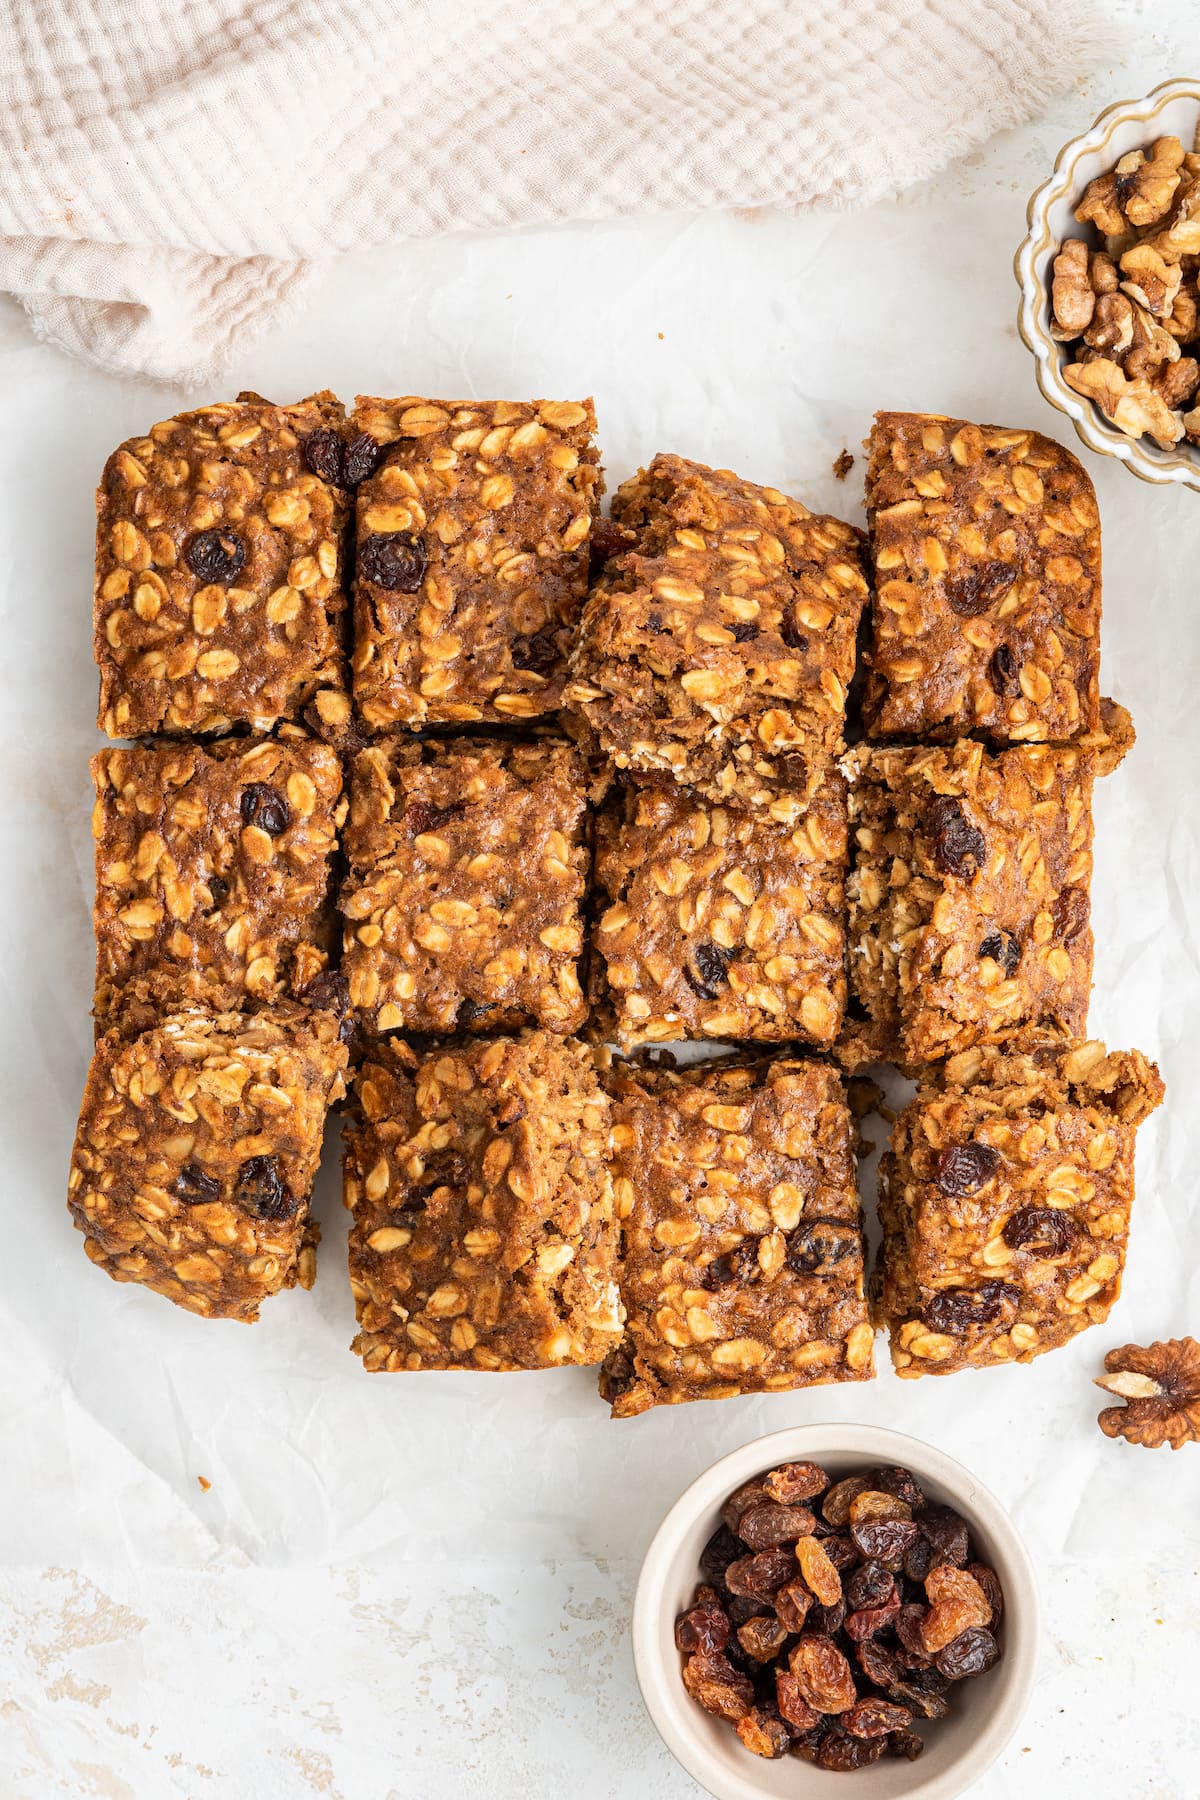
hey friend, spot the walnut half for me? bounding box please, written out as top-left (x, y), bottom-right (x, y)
top-left (1096, 1337), bottom-right (1200, 1449)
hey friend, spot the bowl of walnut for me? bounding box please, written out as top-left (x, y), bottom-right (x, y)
top-left (1016, 77), bottom-right (1200, 489)
top-left (632, 1424), bottom-right (1038, 1800)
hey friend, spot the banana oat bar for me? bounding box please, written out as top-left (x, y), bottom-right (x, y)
top-left (95, 393), bottom-right (351, 739)
top-left (567, 455), bottom-right (870, 807)
top-left (877, 1037), bottom-right (1164, 1378)
top-left (592, 772), bottom-right (847, 1049)
top-left (599, 1058), bottom-right (873, 1417)
top-left (345, 1032), bottom-right (622, 1371)
top-left (350, 397), bottom-right (601, 729)
top-left (92, 736), bottom-right (345, 1034)
top-left (846, 740), bottom-right (1096, 1064)
top-left (863, 411), bottom-right (1101, 743)
top-left (339, 734), bottom-right (590, 1036)
top-left (68, 1005), bottom-right (348, 1322)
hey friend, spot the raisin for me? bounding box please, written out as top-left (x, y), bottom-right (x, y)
top-left (780, 615), bottom-right (810, 652)
top-left (1053, 885), bottom-right (1090, 942)
top-left (927, 795), bottom-right (986, 877)
top-left (360, 531), bottom-right (427, 591)
top-left (303, 427), bottom-right (344, 485)
top-left (934, 1141), bottom-right (1000, 1198)
top-left (773, 1580), bottom-right (812, 1634)
top-left (736, 1503), bottom-right (816, 1549)
top-left (788, 1728), bottom-right (823, 1764)
top-left (821, 1475), bottom-right (870, 1527)
top-left (815, 1729), bottom-right (885, 1771)
top-left (989, 641), bottom-right (1018, 692)
top-left (682, 1650), bottom-right (754, 1720)
top-left (904, 1533), bottom-right (935, 1583)
top-left (944, 559), bottom-right (1012, 616)
top-left (795, 1536), bottom-right (842, 1606)
top-left (301, 970), bottom-right (350, 1015)
top-left (788, 1634), bottom-right (856, 1714)
top-left (867, 1465), bottom-right (926, 1510)
top-left (763, 1462), bottom-right (829, 1504)
top-left (849, 1489), bottom-right (912, 1526)
top-left (737, 1615), bottom-right (789, 1663)
top-left (889, 1680), bottom-right (949, 1721)
top-left (683, 940), bottom-right (733, 1000)
top-left (645, 610), bottom-right (667, 634)
top-left (922, 1568), bottom-right (991, 1650)
top-left (510, 627), bottom-right (561, 673)
top-left (888, 1728), bottom-right (926, 1760)
top-left (205, 874), bottom-right (229, 911)
top-left (822, 1533), bottom-right (860, 1573)
top-left (734, 1708), bottom-right (790, 1759)
top-left (589, 517), bottom-right (634, 570)
top-left (921, 1506), bottom-right (971, 1569)
top-left (699, 1524), bottom-right (742, 1585)
top-left (233, 1155), bottom-right (298, 1221)
top-left (456, 997), bottom-right (502, 1030)
top-left (405, 799), bottom-right (467, 836)
top-left (1002, 1205), bottom-right (1076, 1256)
top-left (704, 1242), bottom-right (759, 1288)
top-left (922, 1280), bottom-right (1017, 1334)
top-left (842, 1698), bottom-right (912, 1739)
top-left (967, 1562), bottom-right (1004, 1625)
top-left (786, 1218), bottom-right (859, 1276)
top-left (727, 1594), bottom-right (771, 1626)
top-left (856, 1639), bottom-right (903, 1689)
top-left (807, 1597), bottom-right (846, 1636)
top-left (174, 1164), bottom-right (220, 1205)
top-left (721, 1481), bottom-right (771, 1531)
top-left (240, 782), bottom-right (291, 836)
top-left (184, 528), bottom-right (245, 584)
top-left (675, 1597), bottom-right (730, 1655)
top-left (729, 621), bottom-right (759, 643)
top-left (342, 431), bottom-right (381, 486)
top-left (846, 1561), bottom-right (895, 1612)
top-left (774, 1670), bottom-right (820, 1732)
top-left (937, 1626), bottom-right (1000, 1680)
top-left (405, 1152), bottom-right (468, 1209)
top-left (849, 1519), bottom-right (919, 1570)
top-left (845, 1593), bottom-right (901, 1641)
top-left (895, 1604), bottom-right (933, 1665)
top-left (725, 1547), bottom-right (796, 1597)
top-left (979, 928), bottom-right (1021, 977)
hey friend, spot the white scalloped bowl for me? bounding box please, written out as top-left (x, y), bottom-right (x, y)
top-left (1015, 77), bottom-right (1200, 492)
top-left (632, 1424), bottom-right (1039, 1800)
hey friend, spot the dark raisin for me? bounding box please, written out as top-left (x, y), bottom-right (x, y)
top-left (360, 531), bottom-right (427, 591)
top-left (856, 1639), bottom-right (903, 1689)
top-left (456, 997), bottom-right (503, 1030)
top-left (935, 1141), bottom-right (1000, 1196)
top-left (703, 1242), bottom-right (759, 1288)
top-left (889, 1680), bottom-right (949, 1721)
top-left (645, 610), bottom-right (667, 634)
top-left (184, 528), bottom-right (246, 584)
top-left (922, 1281), bottom-right (1018, 1335)
top-left (234, 1155), bottom-right (298, 1222)
top-left (821, 1533), bottom-right (860, 1572)
top-left (174, 1164), bottom-right (220, 1206)
top-left (725, 1548), bottom-right (796, 1597)
top-left (205, 874), bottom-right (229, 912)
top-left (979, 929), bottom-right (1021, 977)
top-left (895, 1604), bottom-right (934, 1665)
top-left (300, 970), bottom-right (350, 1015)
top-left (589, 517), bottom-right (635, 571)
top-left (989, 642), bottom-right (1018, 692)
top-left (239, 782), bottom-right (291, 836)
top-left (699, 1525), bottom-right (742, 1585)
top-left (786, 1218), bottom-right (859, 1276)
top-left (847, 1561), bottom-right (895, 1611)
top-left (967, 1563), bottom-right (1004, 1625)
top-left (867, 1466), bottom-right (926, 1510)
top-left (510, 627), bottom-right (561, 673)
top-left (780, 615), bottom-right (810, 652)
top-left (405, 799), bottom-right (467, 835)
top-left (815, 1729), bottom-right (885, 1771)
top-left (598, 1346), bottom-right (637, 1403)
top-left (845, 1593), bottom-right (901, 1641)
top-left (727, 1594), bottom-right (772, 1626)
top-left (920, 1507), bottom-right (971, 1569)
top-left (342, 431), bottom-right (381, 486)
top-left (903, 1533), bottom-right (935, 1583)
top-left (936, 1626), bottom-right (1000, 1680)
top-left (736, 1503), bottom-right (816, 1549)
top-left (1002, 1205), bottom-right (1076, 1256)
top-left (927, 795), bottom-right (986, 877)
top-left (730, 621), bottom-right (759, 643)
top-left (807, 1597), bottom-right (847, 1635)
top-left (788, 1727), bottom-right (824, 1764)
top-left (842, 1698), bottom-right (912, 1739)
top-left (675, 1597), bottom-right (731, 1655)
top-left (1053, 885), bottom-right (1090, 942)
top-left (683, 940), bottom-right (733, 1001)
top-left (944, 559), bottom-right (1012, 616)
top-left (304, 427), bottom-right (344, 485)
top-left (888, 1728), bottom-right (926, 1760)
top-left (849, 1519), bottom-right (920, 1571)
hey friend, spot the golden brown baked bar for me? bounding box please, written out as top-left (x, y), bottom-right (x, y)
top-left (599, 1058), bottom-right (873, 1417)
top-left (846, 741), bottom-right (1096, 1064)
top-left (350, 397), bottom-right (601, 728)
top-left (92, 736), bottom-right (345, 1034)
top-left (864, 412), bottom-right (1101, 743)
top-left (877, 1038), bottom-right (1164, 1378)
top-left (592, 773), bottom-right (846, 1049)
top-left (68, 1005), bottom-right (348, 1322)
top-left (567, 455), bottom-right (869, 807)
top-left (345, 1033), bottom-right (622, 1371)
top-left (339, 734), bottom-right (591, 1035)
top-left (95, 393), bottom-right (351, 738)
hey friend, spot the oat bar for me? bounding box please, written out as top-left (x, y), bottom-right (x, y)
top-left (92, 736), bottom-right (345, 1033)
top-left (68, 1005), bottom-right (348, 1322)
top-left (864, 412), bottom-right (1101, 743)
top-left (599, 1058), bottom-right (873, 1417)
top-left (350, 397), bottom-right (601, 728)
top-left (592, 773), bottom-right (847, 1049)
top-left (345, 1033), bottom-right (622, 1371)
top-left (95, 393), bottom-right (351, 738)
top-left (567, 455), bottom-right (870, 807)
top-left (339, 734), bottom-right (591, 1035)
top-left (846, 740), bottom-right (1095, 1064)
top-left (877, 1038), bottom-right (1164, 1377)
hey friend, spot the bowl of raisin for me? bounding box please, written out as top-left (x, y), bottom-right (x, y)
top-left (632, 1424), bottom-right (1037, 1798)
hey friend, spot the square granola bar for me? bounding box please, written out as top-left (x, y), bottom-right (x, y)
top-left (599, 1057), bottom-right (873, 1417)
top-left (92, 736), bottom-right (346, 1033)
top-left (864, 411), bottom-right (1101, 743)
top-left (846, 740), bottom-right (1096, 1064)
top-left (339, 734), bottom-right (591, 1035)
top-left (349, 396), bottom-right (601, 729)
top-left (68, 1005), bottom-right (348, 1322)
top-left (344, 1033), bottom-right (622, 1371)
top-left (877, 1038), bottom-right (1164, 1378)
top-left (567, 455), bottom-right (870, 807)
top-left (95, 393), bottom-right (351, 738)
top-left (592, 772), bottom-right (847, 1049)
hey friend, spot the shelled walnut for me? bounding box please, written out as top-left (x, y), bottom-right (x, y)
top-left (1096, 1337), bottom-right (1200, 1448)
top-left (1052, 133), bottom-right (1200, 449)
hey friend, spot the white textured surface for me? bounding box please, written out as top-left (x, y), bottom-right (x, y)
top-left (3, 7), bottom-right (1200, 1796)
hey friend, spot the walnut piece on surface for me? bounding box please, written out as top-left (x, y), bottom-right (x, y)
top-left (1096, 1337), bottom-right (1200, 1449)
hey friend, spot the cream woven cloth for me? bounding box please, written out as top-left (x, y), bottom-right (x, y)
top-left (0, 0), bottom-right (1117, 382)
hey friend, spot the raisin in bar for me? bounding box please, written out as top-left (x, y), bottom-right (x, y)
top-left (350, 397), bottom-right (601, 729)
top-left (877, 1038), bottom-right (1164, 1378)
top-left (95, 392), bottom-right (351, 738)
top-left (92, 736), bottom-right (345, 1034)
top-left (846, 740), bottom-right (1096, 1064)
top-left (592, 772), bottom-right (846, 1049)
top-left (345, 1032), bottom-right (622, 1371)
top-left (599, 1058), bottom-right (873, 1417)
top-left (68, 1005), bottom-right (348, 1322)
top-left (567, 455), bottom-right (869, 807)
top-left (864, 411), bottom-right (1101, 743)
top-left (340, 734), bottom-right (591, 1035)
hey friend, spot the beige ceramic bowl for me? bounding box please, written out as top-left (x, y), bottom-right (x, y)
top-left (633, 1424), bottom-right (1038, 1800)
top-left (1015, 76), bottom-right (1200, 492)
